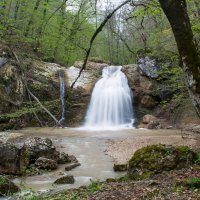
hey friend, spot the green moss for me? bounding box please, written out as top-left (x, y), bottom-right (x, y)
top-left (0, 176), bottom-right (7, 186)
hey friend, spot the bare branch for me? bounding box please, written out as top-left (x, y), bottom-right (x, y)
top-left (70, 0), bottom-right (132, 88)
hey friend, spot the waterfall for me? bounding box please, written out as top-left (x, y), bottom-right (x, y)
top-left (58, 70), bottom-right (65, 124)
top-left (84, 66), bottom-right (134, 130)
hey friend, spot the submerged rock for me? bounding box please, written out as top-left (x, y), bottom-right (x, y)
top-left (65, 163), bottom-right (81, 171)
top-left (35, 157), bottom-right (57, 170)
top-left (58, 153), bottom-right (79, 165)
top-left (127, 144), bottom-right (197, 180)
top-left (54, 175), bottom-right (75, 184)
top-left (0, 175), bottom-right (20, 196)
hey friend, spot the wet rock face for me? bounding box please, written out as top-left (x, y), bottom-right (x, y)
top-left (35, 157), bottom-right (57, 170)
top-left (22, 137), bottom-right (60, 165)
top-left (127, 145), bottom-right (197, 180)
top-left (0, 141), bottom-right (25, 175)
top-left (0, 175), bottom-right (20, 196)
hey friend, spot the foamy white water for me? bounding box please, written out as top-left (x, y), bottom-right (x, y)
top-left (84, 66), bottom-right (134, 130)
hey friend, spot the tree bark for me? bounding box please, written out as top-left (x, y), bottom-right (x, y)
top-left (159, 0), bottom-right (200, 116)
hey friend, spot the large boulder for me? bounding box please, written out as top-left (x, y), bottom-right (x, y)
top-left (127, 144), bottom-right (197, 180)
top-left (22, 137), bottom-right (60, 166)
top-left (0, 175), bottom-right (20, 196)
top-left (0, 141), bottom-right (26, 175)
top-left (0, 137), bottom-right (60, 174)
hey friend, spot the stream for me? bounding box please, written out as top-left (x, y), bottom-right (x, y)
top-left (1, 127), bottom-right (197, 194)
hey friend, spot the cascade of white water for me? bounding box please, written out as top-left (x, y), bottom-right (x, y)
top-left (58, 70), bottom-right (65, 124)
top-left (84, 66), bottom-right (134, 129)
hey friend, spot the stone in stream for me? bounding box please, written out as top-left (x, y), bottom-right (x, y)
top-left (58, 153), bottom-right (79, 165)
top-left (65, 163), bottom-right (81, 171)
top-left (35, 157), bottom-right (57, 170)
top-left (54, 175), bottom-right (75, 184)
top-left (21, 137), bottom-right (60, 166)
top-left (113, 164), bottom-right (127, 172)
top-left (0, 175), bottom-right (20, 196)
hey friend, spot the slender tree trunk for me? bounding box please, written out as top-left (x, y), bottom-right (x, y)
top-left (14, 0), bottom-right (20, 20)
top-left (24, 0), bottom-right (42, 37)
top-left (159, 0), bottom-right (200, 116)
top-left (53, 0), bottom-right (66, 59)
top-left (194, 0), bottom-right (200, 17)
top-left (7, 0), bottom-right (13, 18)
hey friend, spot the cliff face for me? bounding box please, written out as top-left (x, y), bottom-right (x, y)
top-left (0, 44), bottom-right (199, 130)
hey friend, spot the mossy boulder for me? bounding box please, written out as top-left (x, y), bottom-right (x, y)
top-left (54, 175), bottom-right (75, 184)
top-left (127, 144), bottom-right (197, 180)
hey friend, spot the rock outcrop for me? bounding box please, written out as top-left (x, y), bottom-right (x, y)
top-left (0, 42), bottom-right (199, 129)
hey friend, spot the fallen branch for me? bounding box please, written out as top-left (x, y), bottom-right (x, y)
top-left (26, 85), bottom-right (61, 126)
top-left (70, 0), bottom-right (132, 88)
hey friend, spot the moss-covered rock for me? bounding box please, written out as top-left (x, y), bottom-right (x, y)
top-left (54, 175), bottom-right (75, 184)
top-left (127, 144), bottom-right (197, 180)
top-left (0, 176), bottom-right (20, 196)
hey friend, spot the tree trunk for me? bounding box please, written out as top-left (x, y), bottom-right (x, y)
top-left (159, 0), bottom-right (200, 116)
top-left (14, 0), bottom-right (20, 20)
top-left (24, 0), bottom-right (42, 37)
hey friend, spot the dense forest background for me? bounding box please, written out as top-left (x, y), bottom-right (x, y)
top-left (0, 0), bottom-right (199, 65)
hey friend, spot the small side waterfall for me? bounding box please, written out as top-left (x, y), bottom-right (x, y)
top-left (58, 70), bottom-right (65, 124)
top-left (84, 66), bottom-right (134, 130)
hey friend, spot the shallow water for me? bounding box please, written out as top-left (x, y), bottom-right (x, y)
top-left (2, 127), bottom-right (193, 193)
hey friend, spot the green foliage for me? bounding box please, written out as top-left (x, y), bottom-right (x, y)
top-left (0, 100), bottom-right (59, 120)
top-left (187, 178), bottom-right (200, 188)
top-left (87, 179), bottom-right (105, 194)
top-left (0, 176), bottom-right (6, 185)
